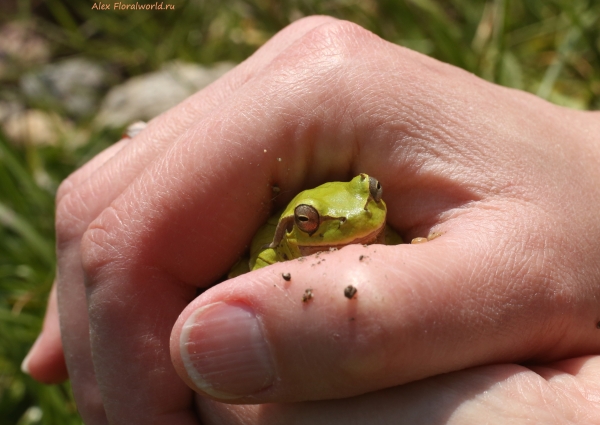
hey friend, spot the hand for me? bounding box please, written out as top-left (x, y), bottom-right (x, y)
top-left (24, 16), bottom-right (600, 424)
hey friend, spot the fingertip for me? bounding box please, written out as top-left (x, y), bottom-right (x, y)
top-left (22, 333), bottom-right (69, 384)
top-left (172, 302), bottom-right (275, 400)
top-left (23, 281), bottom-right (69, 384)
top-left (20, 337), bottom-right (37, 375)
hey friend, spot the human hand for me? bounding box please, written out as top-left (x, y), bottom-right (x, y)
top-left (24, 15), bottom-right (600, 424)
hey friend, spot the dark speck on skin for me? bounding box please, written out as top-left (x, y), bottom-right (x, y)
top-left (302, 289), bottom-right (314, 303)
top-left (344, 285), bottom-right (357, 299)
top-left (282, 272), bottom-right (291, 281)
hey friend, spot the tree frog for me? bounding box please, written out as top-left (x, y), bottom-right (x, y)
top-left (228, 174), bottom-right (401, 277)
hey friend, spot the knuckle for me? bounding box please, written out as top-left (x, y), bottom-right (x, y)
top-left (55, 174), bottom-right (119, 253)
top-left (55, 189), bottom-right (92, 251)
top-left (277, 19), bottom-right (382, 78)
top-left (287, 14), bottom-right (338, 28)
top-left (80, 205), bottom-right (130, 285)
top-left (291, 20), bottom-right (446, 91)
top-left (300, 19), bottom-right (379, 52)
top-left (264, 20), bottom-right (386, 116)
top-left (279, 15), bottom-right (340, 35)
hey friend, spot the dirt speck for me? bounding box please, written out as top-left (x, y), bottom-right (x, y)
top-left (344, 285), bottom-right (357, 299)
top-left (302, 288), bottom-right (314, 303)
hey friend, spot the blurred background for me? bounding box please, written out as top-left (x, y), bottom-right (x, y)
top-left (1, 0), bottom-right (599, 423)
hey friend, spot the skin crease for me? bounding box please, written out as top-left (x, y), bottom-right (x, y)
top-left (23, 16), bottom-right (600, 425)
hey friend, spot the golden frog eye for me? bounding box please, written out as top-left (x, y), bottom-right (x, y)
top-left (369, 176), bottom-right (383, 202)
top-left (294, 204), bottom-right (320, 235)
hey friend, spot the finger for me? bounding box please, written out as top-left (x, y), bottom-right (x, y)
top-left (198, 356), bottom-right (600, 424)
top-left (21, 137), bottom-right (132, 386)
top-left (21, 282), bottom-right (69, 383)
top-left (56, 15), bottom-right (342, 425)
top-left (166, 231), bottom-right (532, 402)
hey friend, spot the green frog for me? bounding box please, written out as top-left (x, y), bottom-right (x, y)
top-left (229, 174), bottom-right (401, 277)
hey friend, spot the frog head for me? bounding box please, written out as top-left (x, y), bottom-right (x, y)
top-left (269, 174), bottom-right (387, 256)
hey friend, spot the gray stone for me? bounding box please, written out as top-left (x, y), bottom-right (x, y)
top-left (20, 57), bottom-right (110, 118)
top-left (94, 61), bottom-right (235, 129)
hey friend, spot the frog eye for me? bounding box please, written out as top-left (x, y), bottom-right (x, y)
top-left (369, 177), bottom-right (383, 202)
top-left (294, 204), bottom-right (320, 235)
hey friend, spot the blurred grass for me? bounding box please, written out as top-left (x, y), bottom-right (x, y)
top-left (1, 0), bottom-right (599, 423)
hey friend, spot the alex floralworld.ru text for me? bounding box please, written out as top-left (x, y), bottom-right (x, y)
top-left (91, 2), bottom-right (175, 10)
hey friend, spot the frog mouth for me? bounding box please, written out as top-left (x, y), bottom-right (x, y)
top-left (297, 223), bottom-right (386, 256)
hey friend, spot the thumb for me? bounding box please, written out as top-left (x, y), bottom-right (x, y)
top-left (170, 226), bottom-right (564, 403)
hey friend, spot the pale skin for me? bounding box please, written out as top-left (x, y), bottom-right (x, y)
top-left (22, 16), bottom-right (600, 424)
